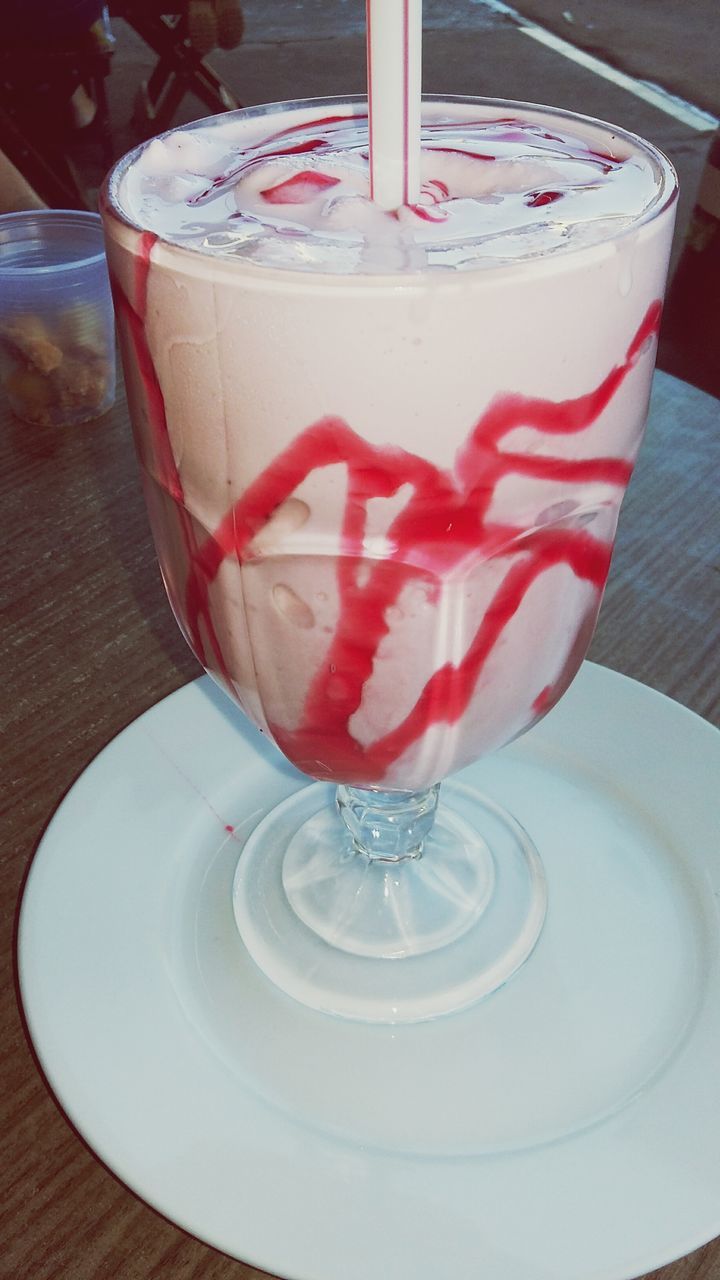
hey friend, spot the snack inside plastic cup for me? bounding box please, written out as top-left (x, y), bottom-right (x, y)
top-left (0, 209), bottom-right (115, 427)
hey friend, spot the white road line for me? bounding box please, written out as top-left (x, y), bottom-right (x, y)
top-left (470, 0), bottom-right (719, 132)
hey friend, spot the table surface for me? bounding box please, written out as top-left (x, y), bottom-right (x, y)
top-left (2, 369), bottom-right (719, 1280)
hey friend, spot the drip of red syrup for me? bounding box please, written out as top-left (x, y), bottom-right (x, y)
top-left (112, 226), bottom-right (660, 787)
top-left (260, 170), bottom-right (341, 204)
top-left (526, 190), bottom-right (564, 208)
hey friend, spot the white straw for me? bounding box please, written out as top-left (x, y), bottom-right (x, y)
top-left (366, 0), bottom-right (423, 209)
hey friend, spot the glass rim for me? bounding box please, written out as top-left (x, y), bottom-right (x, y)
top-left (0, 209), bottom-right (107, 277)
top-left (102, 93), bottom-right (679, 279)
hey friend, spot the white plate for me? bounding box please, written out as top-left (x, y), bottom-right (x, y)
top-left (19, 663), bottom-right (720, 1280)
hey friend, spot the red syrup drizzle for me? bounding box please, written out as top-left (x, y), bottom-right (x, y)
top-left (110, 233), bottom-right (235, 691)
top-left (115, 229), bottom-right (661, 787)
top-left (207, 302), bottom-right (659, 784)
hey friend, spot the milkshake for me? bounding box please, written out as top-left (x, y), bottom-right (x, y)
top-left (102, 98), bottom-right (676, 792)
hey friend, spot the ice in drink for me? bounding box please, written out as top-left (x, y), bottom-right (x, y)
top-left (102, 99), bottom-right (676, 790)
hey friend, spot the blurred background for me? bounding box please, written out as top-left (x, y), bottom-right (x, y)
top-left (2, 0), bottom-right (718, 394)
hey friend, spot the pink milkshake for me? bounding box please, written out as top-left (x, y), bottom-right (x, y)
top-left (102, 98), bottom-right (676, 793)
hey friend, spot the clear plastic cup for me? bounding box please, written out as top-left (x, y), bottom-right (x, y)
top-left (0, 209), bottom-right (115, 426)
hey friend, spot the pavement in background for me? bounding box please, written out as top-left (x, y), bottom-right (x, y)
top-left (499, 0), bottom-right (719, 118)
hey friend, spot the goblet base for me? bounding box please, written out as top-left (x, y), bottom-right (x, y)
top-left (232, 780), bottom-right (547, 1023)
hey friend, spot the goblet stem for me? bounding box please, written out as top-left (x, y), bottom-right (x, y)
top-left (233, 780), bottom-right (547, 1021)
top-left (336, 784), bottom-right (440, 862)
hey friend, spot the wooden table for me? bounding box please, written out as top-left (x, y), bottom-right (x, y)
top-left (2, 370), bottom-right (719, 1280)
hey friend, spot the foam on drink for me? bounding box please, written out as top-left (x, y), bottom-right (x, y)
top-left (119, 102), bottom-right (666, 274)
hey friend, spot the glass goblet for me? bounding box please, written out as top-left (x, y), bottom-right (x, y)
top-left (101, 96), bottom-right (677, 1022)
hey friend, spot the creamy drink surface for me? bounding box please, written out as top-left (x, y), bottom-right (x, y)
top-left (120, 101), bottom-right (663, 271)
top-left (103, 99), bottom-right (676, 789)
